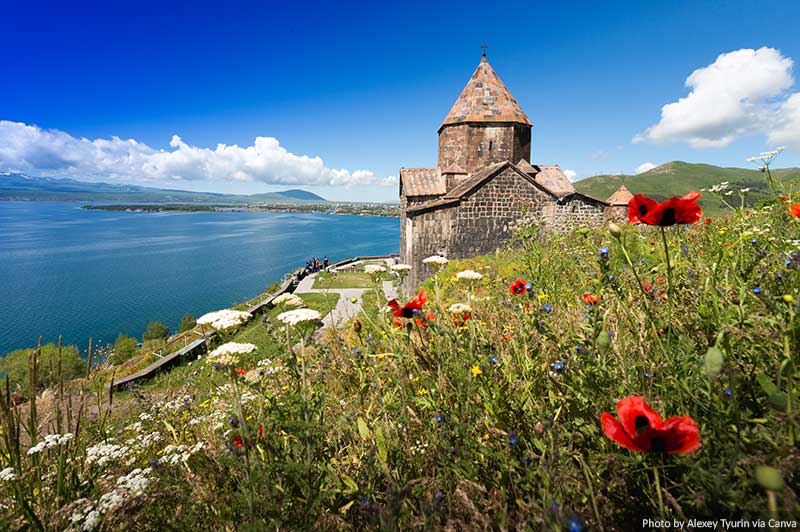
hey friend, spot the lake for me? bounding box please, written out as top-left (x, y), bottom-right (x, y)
top-left (0, 202), bottom-right (399, 355)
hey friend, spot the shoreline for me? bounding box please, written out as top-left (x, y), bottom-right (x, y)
top-left (80, 203), bottom-right (400, 217)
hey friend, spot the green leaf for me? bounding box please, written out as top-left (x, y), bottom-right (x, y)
top-left (357, 417), bottom-right (370, 441)
top-left (375, 425), bottom-right (388, 465)
top-left (341, 473), bottom-right (359, 494)
top-left (756, 373), bottom-right (778, 395)
top-left (755, 465), bottom-right (783, 491)
top-left (768, 392), bottom-right (787, 412)
top-left (703, 346), bottom-right (724, 377)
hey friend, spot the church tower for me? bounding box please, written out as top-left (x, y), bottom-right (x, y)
top-left (437, 51), bottom-right (532, 189)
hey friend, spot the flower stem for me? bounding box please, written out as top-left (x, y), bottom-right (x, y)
top-left (660, 227), bottom-right (673, 343)
top-left (653, 463), bottom-right (666, 524)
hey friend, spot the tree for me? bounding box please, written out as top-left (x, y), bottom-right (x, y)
top-left (0, 343), bottom-right (84, 394)
top-left (143, 321), bottom-right (170, 341)
top-left (178, 313), bottom-right (197, 333)
top-left (109, 334), bottom-right (139, 365)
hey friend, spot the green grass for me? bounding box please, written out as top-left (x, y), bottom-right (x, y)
top-left (574, 160), bottom-right (800, 215)
top-left (312, 270), bottom-right (390, 289)
top-left (4, 193), bottom-right (800, 530)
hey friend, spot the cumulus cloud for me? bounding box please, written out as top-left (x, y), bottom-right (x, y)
top-left (0, 120), bottom-right (397, 187)
top-left (636, 47), bottom-right (800, 148)
top-left (563, 169), bottom-right (578, 182)
top-left (635, 162), bottom-right (657, 174)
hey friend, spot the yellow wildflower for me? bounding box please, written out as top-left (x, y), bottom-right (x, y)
top-left (471, 365), bottom-right (483, 377)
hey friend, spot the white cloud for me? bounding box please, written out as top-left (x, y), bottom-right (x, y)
top-left (635, 162), bottom-right (657, 174)
top-left (0, 121), bottom-right (397, 187)
top-left (563, 169), bottom-right (578, 182)
top-left (636, 47), bottom-right (800, 148)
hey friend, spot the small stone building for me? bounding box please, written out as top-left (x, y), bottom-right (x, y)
top-left (400, 53), bottom-right (627, 286)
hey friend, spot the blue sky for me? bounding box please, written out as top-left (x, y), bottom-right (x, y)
top-left (2, 0), bottom-right (800, 202)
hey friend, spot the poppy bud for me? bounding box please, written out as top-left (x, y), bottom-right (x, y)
top-left (596, 331), bottom-right (611, 352)
top-left (755, 465), bottom-right (783, 491)
top-left (353, 319), bottom-right (362, 333)
top-left (608, 222), bottom-right (622, 239)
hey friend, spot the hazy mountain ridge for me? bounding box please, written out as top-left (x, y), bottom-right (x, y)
top-left (0, 173), bottom-right (328, 203)
top-left (573, 161), bottom-right (800, 214)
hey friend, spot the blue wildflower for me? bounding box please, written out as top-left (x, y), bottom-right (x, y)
top-left (599, 246), bottom-right (609, 259)
top-left (568, 517), bottom-right (582, 532)
top-left (508, 432), bottom-right (518, 446)
top-left (553, 361), bottom-right (564, 372)
top-left (753, 287), bottom-right (762, 295)
top-left (725, 388), bottom-right (733, 397)
top-left (525, 282), bottom-right (532, 291)
top-left (644, 371), bottom-right (652, 379)
top-left (543, 303), bottom-right (553, 313)
top-left (490, 356), bottom-right (498, 364)
top-left (436, 413), bottom-right (443, 423)
top-left (228, 416), bottom-right (238, 427)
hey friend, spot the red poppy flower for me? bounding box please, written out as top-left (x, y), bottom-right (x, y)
top-left (628, 194), bottom-right (660, 224)
top-left (582, 292), bottom-right (600, 305)
top-left (387, 290), bottom-right (427, 318)
top-left (704, 218), bottom-right (713, 225)
top-left (641, 282), bottom-right (653, 293)
top-left (789, 203), bottom-right (800, 218)
top-left (655, 277), bottom-right (666, 284)
top-left (601, 396), bottom-right (700, 453)
top-left (232, 435), bottom-right (244, 449)
top-left (257, 425), bottom-right (264, 439)
top-left (235, 368), bottom-right (247, 377)
top-left (509, 279), bottom-right (527, 295)
top-left (453, 311), bottom-right (472, 326)
top-left (633, 193), bottom-right (703, 226)
top-left (414, 311), bottom-right (436, 327)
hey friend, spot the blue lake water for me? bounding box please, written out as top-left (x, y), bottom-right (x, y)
top-left (0, 202), bottom-right (399, 355)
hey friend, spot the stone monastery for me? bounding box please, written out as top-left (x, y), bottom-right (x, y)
top-left (399, 52), bottom-right (632, 285)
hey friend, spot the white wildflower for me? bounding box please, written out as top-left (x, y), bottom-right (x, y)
top-left (27, 432), bottom-right (74, 455)
top-left (86, 442), bottom-right (129, 467)
top-left (448, 303), bottom-right (472, 314)
top-left (423, 255), bottom-right (448, 266)
top-left (197, 309), bottom-right (252, 331)
top-left (0, 467), bottom-right (16, 482)
top-left (364, 264), bottom-right (386, 274)
top-left (390, 263), bottom-right (412, 272)
top-left (456, 270), bottom-right (483, 281)
top-left (276, 308), bottom-right (322, 326)
top-left (740, 187), bottom-right (751, 193)
top-left (272, 293), bottom-right (304, 307)
top-left (82, 510), bottom-right (101, 531)
top-left (207, 342), bottom-right (257, 366)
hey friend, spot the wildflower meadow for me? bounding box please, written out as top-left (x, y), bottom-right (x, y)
top-left (1, 152), bottom-right (799, 530)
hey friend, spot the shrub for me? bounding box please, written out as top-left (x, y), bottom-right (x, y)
top-left (0, 343), bottom-right (84, 393)
top-left (143, 321), bottom-right (170, 341)
top-left (108, 334), bottom-right (139, 365)
top-left (178, 313), bottom-right (197, 333)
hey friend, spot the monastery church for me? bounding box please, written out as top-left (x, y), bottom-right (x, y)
top-left (399, 52), bottom-right (631, 286)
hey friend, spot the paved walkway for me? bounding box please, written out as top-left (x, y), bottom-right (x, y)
top-left (294, 258), bottom-right (397, 332)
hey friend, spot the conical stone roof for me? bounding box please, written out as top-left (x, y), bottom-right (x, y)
top-left (440, 55), bottom-right (532, 131)
top-left (607, 184), bottom-right (634, 205)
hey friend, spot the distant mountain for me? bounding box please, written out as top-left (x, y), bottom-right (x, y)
top-left (0, 173), bottom-right (327, 204)
top-left (573, 162), bottom-right (800, 214)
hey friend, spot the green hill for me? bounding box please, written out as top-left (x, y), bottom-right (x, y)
top-left (573, 161), bottom-right (800, 215)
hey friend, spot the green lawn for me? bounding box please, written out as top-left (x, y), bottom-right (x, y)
top-left (312, 270), bottom-right (391, 289)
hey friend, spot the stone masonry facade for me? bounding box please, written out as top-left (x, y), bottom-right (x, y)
top-left (400, 54), bottom-right (631, 287)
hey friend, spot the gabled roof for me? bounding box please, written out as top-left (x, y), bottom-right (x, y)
top-left (440, 55), bottom-right (532, 131)
top-left (607, 184), bottom-right (634, 205)
top-left (407, 161), bottom-right (557, 215)
top-left (400, 167), bottom-right (446, 197)
top-left (515, 158), bottom-right (537, 174)
top-left (533, 164), bottom-right (575, 197)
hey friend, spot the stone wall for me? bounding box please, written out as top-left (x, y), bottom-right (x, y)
top-left (402, 167), bottom-right (609, 287)
top-left (438, 123), bottom-right (531, 175)
top-left (403, 167), bottom-right (550, 286)
top-left (553, 196), bottom-right (606, 229)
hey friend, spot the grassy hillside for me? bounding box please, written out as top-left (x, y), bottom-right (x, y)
top-left (574, 161), bottom-right (800, 214)
top-left (2, 196), bottom-right (799, 528)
